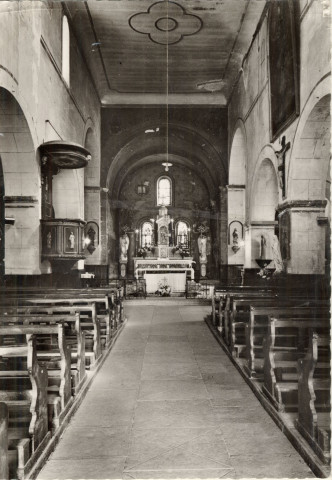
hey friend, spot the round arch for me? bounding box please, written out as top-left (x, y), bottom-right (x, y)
top-left (287, 77), bottom-right (330, 201)
top-left (0, 87), bottom-right (41, 275)
top-left (106, 122), bottom-right (224, 200)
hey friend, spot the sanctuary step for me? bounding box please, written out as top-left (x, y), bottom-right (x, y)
top-left (123, 298), bottom-right (210, 306)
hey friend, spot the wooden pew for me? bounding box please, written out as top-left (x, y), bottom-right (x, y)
top-left (0, 313), bottom-right (86, 396)
top-left (212, 289), bottom-right (277, 335)
top-left (262, 318), bottom-right (330, 413)
top-left (0, 334), bottom-right (50, 480)
top-left (25, 296), bottom-right (114, 346)
top-left (244, 306), bottom-right (329, 378)
top-left (1, 304), bottom-right (101, 369)
top-left (0, 324), bottom-right (73, 433)
top-left (226, 296), bottom-right (282, 354)
top-left (296, 331), bottom-right (331, 464)
top-left (0, 402), bottom-right (9, 480)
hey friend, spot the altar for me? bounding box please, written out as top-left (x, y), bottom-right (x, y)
top-left (128, 204), bottom-right (195, 294)
top-left (134, 257), bottom-right (195, 294)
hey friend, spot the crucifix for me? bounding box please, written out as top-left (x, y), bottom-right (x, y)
top-left (275, 136), bottom-right (290, 198)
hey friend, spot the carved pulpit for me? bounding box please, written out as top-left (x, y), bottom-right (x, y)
top-left (156, 205), bottom-right (171, 258)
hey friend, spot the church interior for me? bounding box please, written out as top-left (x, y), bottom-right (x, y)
top-left (0, 0), bottom-right (330, 478)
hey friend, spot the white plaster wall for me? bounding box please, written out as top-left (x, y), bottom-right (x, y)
top-left (0, 1), bottom-right (101, 275)
top-left (228, 1), bottom-right (330, 274)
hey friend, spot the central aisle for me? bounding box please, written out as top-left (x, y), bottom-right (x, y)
top-left (38, 305), bottom-right (314, 479)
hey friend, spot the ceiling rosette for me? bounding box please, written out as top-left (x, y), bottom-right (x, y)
top-left (129, 1), bottom-right (202, 45)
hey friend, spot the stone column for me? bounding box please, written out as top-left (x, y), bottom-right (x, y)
top-left (219, 186), bottom-right (228, 282)
top-left (127, 230), bottom-right (135, 278)
top-left (278, 200), bottom-right (327, 274)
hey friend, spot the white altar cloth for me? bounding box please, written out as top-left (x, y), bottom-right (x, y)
top-left (144, 272), bottom-right (186, 294)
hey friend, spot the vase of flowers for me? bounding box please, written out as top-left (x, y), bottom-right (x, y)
top-left (155, 277), bottom-right (171, 296)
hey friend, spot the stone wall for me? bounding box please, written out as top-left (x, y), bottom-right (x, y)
top-left (228, 0), bottom-right (330, 275)
top-left (0, 2), bottom-right (100, 277)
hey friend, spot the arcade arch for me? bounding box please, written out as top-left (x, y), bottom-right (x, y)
top-left (0, 87), bottom-right (40, 275)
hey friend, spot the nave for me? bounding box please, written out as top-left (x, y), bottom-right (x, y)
top-left (38, 305), bottom-right (314, 480)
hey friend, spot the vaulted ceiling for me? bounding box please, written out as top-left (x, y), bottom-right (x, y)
top-left (65, 0), bottom-right (266, 105)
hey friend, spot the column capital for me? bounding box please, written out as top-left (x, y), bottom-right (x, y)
top-left (277, 199), bottom-right (327, 213)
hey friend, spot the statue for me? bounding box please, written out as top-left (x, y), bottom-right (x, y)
top-left (260, 235), bottom-right (267, 259)
top-left (119, 233), bottom-right (129, 262)
top-left (197, 234), bottom-right (207, 262)
top-left (69, 231), bottom-right (75, 249)
top-left (232, 228), bottom-right (240, 253)
top-left (47, 231), bottom-right (52, 249)
top-left (271, 234), bottom-right (284, 273)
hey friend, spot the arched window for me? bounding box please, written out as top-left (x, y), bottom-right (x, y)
top-left (140, 221), bottom-right (153, 247)
top-left (176, 220), bottom-right (189, 248)
top-left (157, 176), bottom-right (172, 206)
top-left (62, 16), bottom-right (70, 86)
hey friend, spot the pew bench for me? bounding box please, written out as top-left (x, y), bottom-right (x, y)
top-left (296, 332), bottom-right (331, 464)
top-left (0, 324), bottom-right (73, 433)
top-left (262, 318), bottom-right (330, 413)
top-left (0, 313), bottom-right (86, 396)
top-left (0, 335), bottom-right (50, 480)
top-left (1, 304), bottom-right (101, 370)
top-left (25, 296), bottom-right (115, 346)
top-left (244, 306), bottom-right (329, 378)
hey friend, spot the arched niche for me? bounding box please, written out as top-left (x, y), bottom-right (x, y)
top-left (84, 126), bottom-right (99, 187)
top-left (251, 158), bottom-right (279, 222)
top-left (250, 157), bottom-right (279, 267)
top-left (228, 121), bottom-right (247, 266)
top-left (0, 87), bottom-right (41, 275)
top-left (83, 126), bottom-right (101, 263)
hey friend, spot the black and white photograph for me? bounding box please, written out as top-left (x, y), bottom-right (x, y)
top-left (0, 0), bottom-right (330, 479)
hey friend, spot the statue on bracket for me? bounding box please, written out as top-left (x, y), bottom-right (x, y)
top-left (119, 232), bottom-right (130, 262)
top-left (197, 234), bottom-right (207, 262)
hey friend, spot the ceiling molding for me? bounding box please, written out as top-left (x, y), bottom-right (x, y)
top-left (101, 93), bottom-right (226, 106)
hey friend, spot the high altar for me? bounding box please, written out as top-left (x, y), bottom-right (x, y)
top-left (133, 205), bottom-right (195, 294)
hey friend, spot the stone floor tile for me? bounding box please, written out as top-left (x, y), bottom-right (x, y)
top-left (132, 399), bottom-right (218, 429)
top-left (39, 456), bottom-right (126, 479)
top-left (123, 468), bottom-right (236, 479)
top-left (51, 426), bottom-right (130, 459)
top-left (138, 378), bottom-right (209, 401)
top-left (229, 453), bottom-right (315, 478)
top-left (125, 427), bottom-right (216, 468)
top-left (141, 363), bottom-right (202, 380)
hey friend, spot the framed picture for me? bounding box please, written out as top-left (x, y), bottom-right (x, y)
top-left (269, 0), bottom-right (300, 141)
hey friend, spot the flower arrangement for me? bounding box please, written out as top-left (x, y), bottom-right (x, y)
top-left (137, 246), bottom-right (155, 257)
top-left (155, 277), bottom-right (171, 296)
top-left (172, 243), bottom-right (190, 258)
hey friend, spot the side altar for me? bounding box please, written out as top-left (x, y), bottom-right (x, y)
top-left (133, 205), bottom-right (195, 294)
